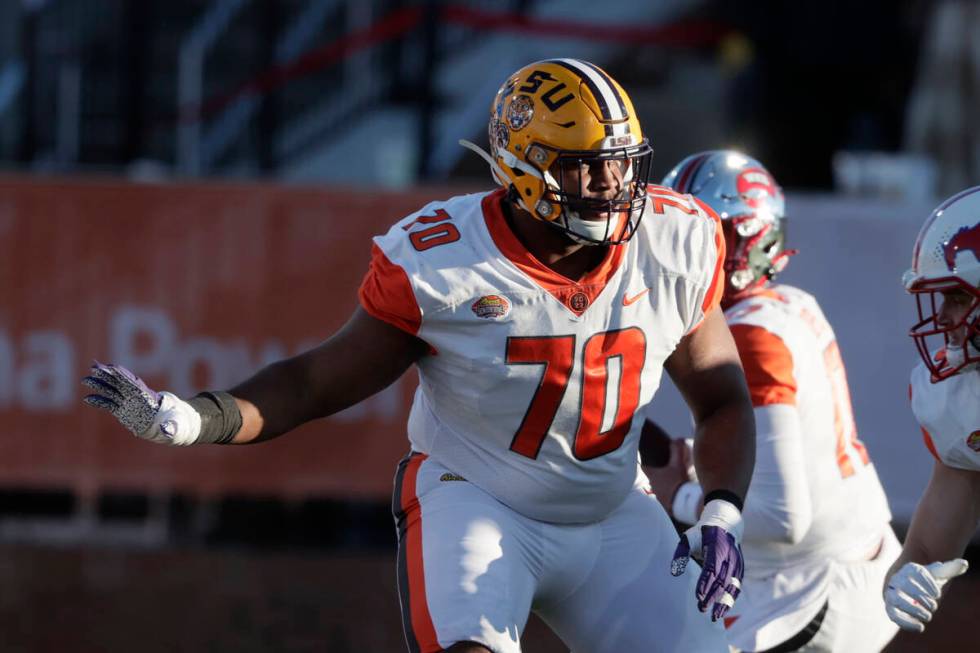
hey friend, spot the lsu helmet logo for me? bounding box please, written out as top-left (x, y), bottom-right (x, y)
top-left (966, 430), bottom-right (980, 453)
top-left (736, 168), bottom-right (778, 209)
top-left (943, 222), bottom-right (980, 271)
top-left (472, 294), bottom-right (510, 319)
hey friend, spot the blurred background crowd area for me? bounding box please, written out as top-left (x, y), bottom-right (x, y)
top-left (0, 0), bottom-right (977, 195)
top-left (1, 0), bottom-right (979, 651)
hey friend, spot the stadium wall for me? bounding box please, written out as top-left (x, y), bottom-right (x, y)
top-left (0, 176), bottom-right (953, 526)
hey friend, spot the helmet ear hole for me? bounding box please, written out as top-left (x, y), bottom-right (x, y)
top-left (527, 146), bottom-right (549, 166)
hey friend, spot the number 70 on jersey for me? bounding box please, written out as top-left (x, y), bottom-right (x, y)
top-left (506, 328), bottom-right (646, 461)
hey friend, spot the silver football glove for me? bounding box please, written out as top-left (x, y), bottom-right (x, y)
top-left (82, 362), bottom-right (201, 445)
top-left (884, 559), bottom-right (968, 632)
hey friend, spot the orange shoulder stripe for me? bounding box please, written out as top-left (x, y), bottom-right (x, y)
top-left (693, 196), bottom-right (726, 315)
top-left (920, 427), bottom-right (941, 463)
top-left (909, 384), bottom-right (942, 463)
top-left (358, 242), bottom-right (422, 335)
top-left (729, 323), bottom-right (797, 406)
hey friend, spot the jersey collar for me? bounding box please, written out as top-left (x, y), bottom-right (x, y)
top-left (481, 189), bottom-right (627, 316)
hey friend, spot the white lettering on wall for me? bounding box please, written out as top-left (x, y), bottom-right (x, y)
top-left (109, 306), bottom-right (176, 379)
top-left (0, 307), bottom-right (405, 419)
top-left (0, 329), bottom-right (75, 411)
top-left (107, 305), bottom-right (403, 419)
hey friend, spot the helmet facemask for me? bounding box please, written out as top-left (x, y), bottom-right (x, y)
top-left (904, 186), bottom-right (980, 381)
top-left (909, 279), bottom-right (980, 381)
top-left (543, 143), bottom-right (653, 245)
top-left (721, 212), bottom-right (795, 304)
top-left (464, 59), bottom-right (654, 247)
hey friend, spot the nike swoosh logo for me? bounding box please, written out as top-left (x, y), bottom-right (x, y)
top-left (623, 288), bottom-right (650, 306)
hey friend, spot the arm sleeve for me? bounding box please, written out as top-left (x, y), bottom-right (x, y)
top-left (358, 242), bottom-right (422, 336)
top-left (741, 403), bottom-right (814, 545)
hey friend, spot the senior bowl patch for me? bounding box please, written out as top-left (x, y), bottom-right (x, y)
top-left (472, 294), bottom-right (510, 319)
top-left (967, 430), bottom-right (980, 453)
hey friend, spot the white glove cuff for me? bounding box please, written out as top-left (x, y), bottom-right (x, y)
top-left (153, 392), bottom-right (202, 446)
top-left (699, 499), bottom-right (744, 544)
top-left (671, 481), bottom-right (703, 525)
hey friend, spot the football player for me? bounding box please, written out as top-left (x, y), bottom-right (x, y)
top-left (82, 60), bottom-right (755, 653)
top-left (883, 186), bottom-right (980, 633)
top-left (647, 151), bottom-right (899, 651)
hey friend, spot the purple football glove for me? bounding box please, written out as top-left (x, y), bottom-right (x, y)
top-left (670, 499), bottom-right (745, 621)
top-left (82, 362), bottom-right (163, 437)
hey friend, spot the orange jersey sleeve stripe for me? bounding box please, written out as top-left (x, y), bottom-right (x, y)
top-left (920, 427), bottom-right (941, 463)
top-left (909, 384), bottom-right (942, 463)
top-left (359, 242), bottom-right (422, 335)
top-left (729, 323), bottom-right (797, 406)
top-left (693, 196), bottom-right (726, 314)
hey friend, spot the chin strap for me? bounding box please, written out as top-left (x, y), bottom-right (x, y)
top-left (565, 213), bottom-right (620, 245)
top-left (940, 303), bottom-right (980, 374)
top-left (458, 139), bottom-right (508, 186)
top-left (943, 340), bottom-right (980, 372)
top-left (459, 139), bottom-right (545, 216)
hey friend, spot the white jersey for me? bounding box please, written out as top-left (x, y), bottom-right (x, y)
top-left (910, 362), bottom-right (980, 471)
top-left (723, 284), bottom-right (894, 650)
top-left (361, 187), bottom-right (724, 523)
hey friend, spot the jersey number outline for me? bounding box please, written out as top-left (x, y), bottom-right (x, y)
top-left (402, 208), bottom-right (460, 251)
top-left (505, 327), bottom-right (646, 461)
top-left (649, 189), bottom-right (699, 216)
top-left (823, 340), bottom-right (870, 477)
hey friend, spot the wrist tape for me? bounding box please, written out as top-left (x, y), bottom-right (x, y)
top-left (704, 488), bottom-right (744, 512)
top-left (187, 391), bottom-right (243, 444)
top-left (699, 498), bottom-right (745, 544)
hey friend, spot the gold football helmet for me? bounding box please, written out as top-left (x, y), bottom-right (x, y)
top-left (461, 59), bottom-right (653, 245)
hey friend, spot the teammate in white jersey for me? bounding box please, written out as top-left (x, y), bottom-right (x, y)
top-left (647, 151), bottom-right (899, 651)
top-left (884, 187), bottom-right (980, 634)
top-left (81, 60), bottom-right (756, 652)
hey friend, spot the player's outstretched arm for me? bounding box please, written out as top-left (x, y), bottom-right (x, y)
top-left (83, 307), bottom-right (428, 445)
top-left (228, 306), bottom-right (428, 443)
top-left (884, 459), bottom-right (979, 632)
top-left (663, 306), bottom-right (755, 621)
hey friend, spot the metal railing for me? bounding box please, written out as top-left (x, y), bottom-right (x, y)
top-left (176, 0), bottom-right (250, 175)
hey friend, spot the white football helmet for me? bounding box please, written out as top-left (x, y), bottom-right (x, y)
top-left (903, 186), bottom-right (980, 381)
